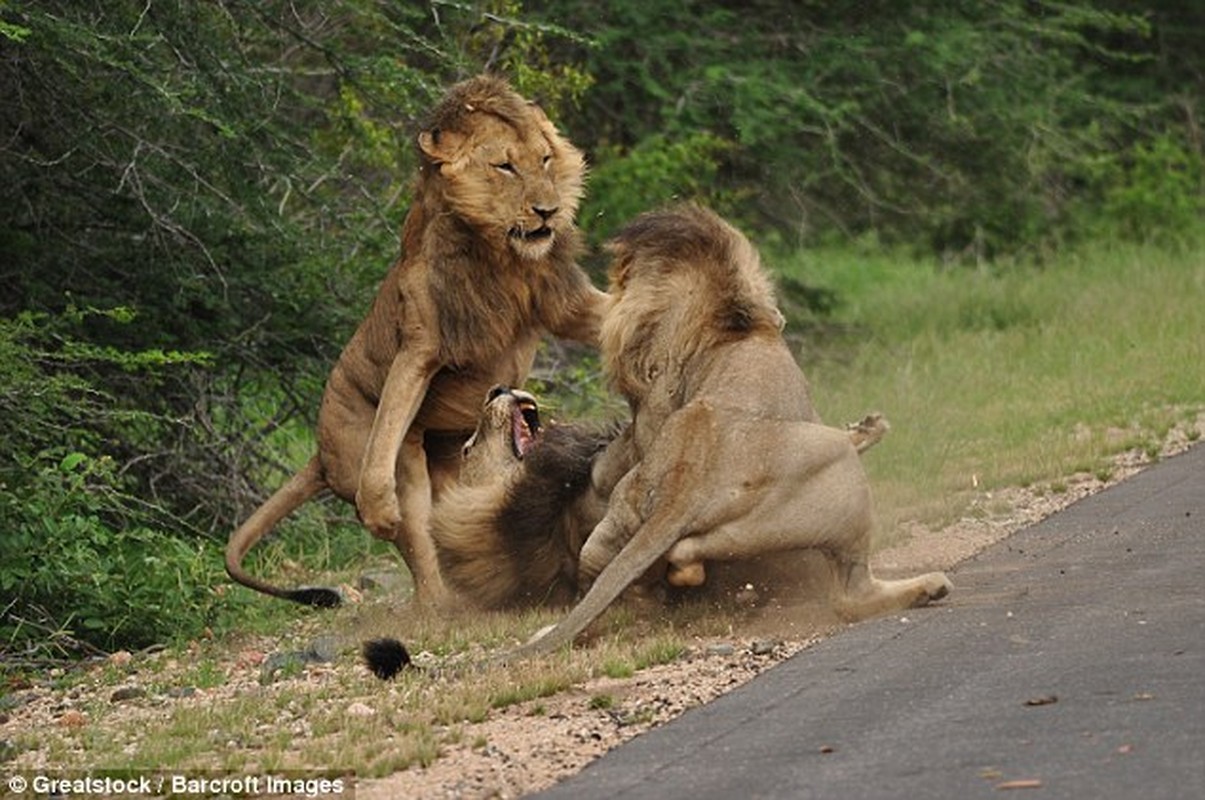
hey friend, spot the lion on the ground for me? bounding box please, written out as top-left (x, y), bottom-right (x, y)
top-left (513, 205), bottom-right (952, 656)
top-left (224, 75), bottom-right (606, 608)
top-left (430, 388), bottom-right (888, 611)
top-left (430, 387), bottom-right (624, 609)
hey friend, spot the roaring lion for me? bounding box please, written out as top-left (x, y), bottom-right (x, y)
top-left (430, 387), bottom-right (623, 609)
top-left (512, 205), bottom-right (952, 656)
top-left (431, 387), bottom-right (889, 611)
top-left (225, 75), bottom-right (606, 608)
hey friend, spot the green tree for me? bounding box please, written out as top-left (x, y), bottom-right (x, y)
top-left (535, 0), bottom-right (1183, 254)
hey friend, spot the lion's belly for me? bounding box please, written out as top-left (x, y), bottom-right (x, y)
top-left (414, 340), bottom-right (539, 433)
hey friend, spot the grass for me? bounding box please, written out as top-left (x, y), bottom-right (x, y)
top-left (8, 233), bottom-right (1203, 781)
top-left (780, 236), bottom-right (1205, 540)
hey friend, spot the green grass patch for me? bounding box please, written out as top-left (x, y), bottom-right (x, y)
top-left (780, 236), bottom-right (1205, 539)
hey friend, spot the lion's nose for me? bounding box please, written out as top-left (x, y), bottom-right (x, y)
top-left (533, 205), bottom-right (558, 222)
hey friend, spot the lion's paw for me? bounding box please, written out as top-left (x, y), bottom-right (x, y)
top-left (667, 561), bottom-right (706, 587)
top-left (356, 491), bottom-right (402, 540)
top-left (915, 572), bottom-right (953, 606)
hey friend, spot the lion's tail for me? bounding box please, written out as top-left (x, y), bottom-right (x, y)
top-left (847, 412), bottom-right (890, 454)
top-left (224, 455), bottom-right (342, 608)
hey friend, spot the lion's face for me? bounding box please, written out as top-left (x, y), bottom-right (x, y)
top-left (459, 387), bottom-right (542, 485)
top-left (420, 102), bottom-right (585, 262)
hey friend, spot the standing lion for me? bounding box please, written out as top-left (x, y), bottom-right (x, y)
top-left (225, 75), bottom-right (606, 608)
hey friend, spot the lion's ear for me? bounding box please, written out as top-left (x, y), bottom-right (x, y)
top-left (418, 127), bottom-right (466, 164)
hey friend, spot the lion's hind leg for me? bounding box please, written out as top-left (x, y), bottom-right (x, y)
top-left (830, 557), bottom-right (952, 621)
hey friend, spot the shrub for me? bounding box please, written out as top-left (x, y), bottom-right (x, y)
top-left (0, 452), bottom-right (228, 655)
top-left (0, 310), bottom-right (226, 656)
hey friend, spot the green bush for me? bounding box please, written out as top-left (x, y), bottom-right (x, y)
top-left (1098, 133), bottom-right (1205, 245)
top-left (0, 452), bottom-right (228, 655)
top-left (581, 131), bottom-right (735, 244)
top-left (0, 309), bottom-right (229, 656)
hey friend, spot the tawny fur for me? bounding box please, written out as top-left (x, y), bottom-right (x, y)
top-left (225, 75), bottom-right (606, 607)
top-left (434, 420), bottom-right (620, 609)
top-left (430, 397), bottom-right (886, 613)
top-left (513, 205), bottom-right (952, 657)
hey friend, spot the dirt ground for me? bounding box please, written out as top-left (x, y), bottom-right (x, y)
top-left (2, 416), bottom-right (1201, 800)
top-left (371, 414), bottom-right (1202, 798)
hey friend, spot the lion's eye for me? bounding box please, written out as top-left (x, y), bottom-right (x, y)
top-left (542, 154), bottom-right (552, 169)
top-left (493, 162), bottom-right (517, 175)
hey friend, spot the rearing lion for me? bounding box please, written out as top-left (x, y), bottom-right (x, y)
top-left (225, 75), bottom-right (606, 608)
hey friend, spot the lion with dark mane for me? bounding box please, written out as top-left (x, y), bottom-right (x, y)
top-left (431, 388), bottom-right (622, 609)
top-left (225, 75), bottom-right (605, 608)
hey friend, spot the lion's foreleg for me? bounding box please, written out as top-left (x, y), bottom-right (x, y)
top-left (515, 500), bottom-right (690, 658)
top-left (356, 348), bottom-right (438, 538)
top-left (546, 284), bottom-right (610, 345)
top-left (577, 470), bottom-right (642, 586)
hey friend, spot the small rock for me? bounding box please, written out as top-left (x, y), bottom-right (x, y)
top-left (357, 570), bottom-right (405, 593)
top-left (750, 639), bottom-right (780, 656)
top-left (259, 651), bottom-right (309, 684)
top-left (734, 583), bottom-right (760, 605)
top-left (237, 649), bottom-right (266, 668)
top-left (108, 650), bottom-right (133, 668)
top-left (59, 709), bottom-right (88, 728)
top-left (705, 643), bottom-right (736, 657)
top-left (305, 635), bottom-right (341, 663)
top-left (166, 686), bottom-right (197, 699)
top-left (110, 686), bottom-right (147, 703)
top-left (345, 701), bottom-right (376, 718)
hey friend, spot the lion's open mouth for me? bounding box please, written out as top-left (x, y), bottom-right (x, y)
top-left (511, 396), bottom-right (542, 459)
top-left (509, 225), bottom-right (554, 242)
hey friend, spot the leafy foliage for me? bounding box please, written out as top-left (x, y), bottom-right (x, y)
top-left (0, 310), bottom-right (222, 654)
top-left (0, 451), bottom-right (223, 654)
top-left (538, 0), bottom-right (1201, 254)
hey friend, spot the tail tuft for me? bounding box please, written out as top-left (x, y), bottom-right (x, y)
top-left (288, 586), bottom-right (343, 608)
top-left (363, 638), bottom-right (412, 680)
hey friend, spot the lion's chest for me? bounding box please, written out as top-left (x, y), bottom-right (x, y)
top-left (416, 333), bottom-right (541, 432)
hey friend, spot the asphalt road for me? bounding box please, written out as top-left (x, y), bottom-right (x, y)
top-left (533, 443), bottom-right (1204, 800)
